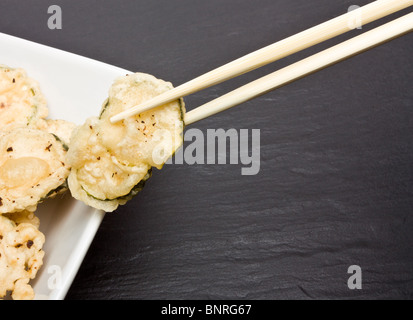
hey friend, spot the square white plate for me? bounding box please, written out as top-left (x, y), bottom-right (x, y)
top-left (0, 32), bottom-right (131, 299)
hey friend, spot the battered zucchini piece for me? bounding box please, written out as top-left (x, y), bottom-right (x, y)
top-left (98, 73), bottom-right (185, 168)
top-left (0, 65), bottom-right (48, 131)
top-left (67, 118), bottom-right (152, 212)
top-left (0, 128), bottom-right (70, 213)
top-left (67, 73), bottom-right (185, 212)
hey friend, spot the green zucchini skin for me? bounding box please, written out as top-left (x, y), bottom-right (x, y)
top-left (99, 98), bottom-right (110, 119)
top-left (113, 169), bottom-right (152, 202)
top-left (51, 134), bottom-right (69, 151)
top-left (82, 169), bottom-right (152, 203)
top-left (42, 180), bottom-right (68, 200)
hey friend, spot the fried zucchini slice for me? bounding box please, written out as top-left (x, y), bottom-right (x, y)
top-left (67, 73), bottom-right (185, 212)
top-left (0, 128), bottom-right (70, 213)
top-left (67, 118), bottom-right (151, 212)
top-left (98, 73), bottom-right (185, 169)
top-left (0, 65), bottom-right (48, 131)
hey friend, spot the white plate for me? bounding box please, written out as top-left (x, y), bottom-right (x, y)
top-left (0, 32), bottom-right (131, 300)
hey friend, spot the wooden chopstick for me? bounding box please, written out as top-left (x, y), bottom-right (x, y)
top-left (184, 12), bottom-right (413, 125)
top-left (110, 0), bottom-right (413, 123)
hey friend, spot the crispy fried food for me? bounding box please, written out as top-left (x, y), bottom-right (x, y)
top-left (0, 64), bottom-right (48, 131)
top-left (0, 128), bottom-right (70, 213)
top-left (67, 73), bottom-right (184, 212)
top-left (67, 118), bottom-right (151, 212)
top-left (3, 210), bottom-right (40, 229)
top-left (33, 118), bottom-right (76, 145)
top-left (98, 73), bottom-right (185, 168)
top-left (0, 213), bottom-right (45, 300)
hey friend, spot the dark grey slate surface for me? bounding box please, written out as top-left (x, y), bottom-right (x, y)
top-left (1, 0), bottom-right (412, 299)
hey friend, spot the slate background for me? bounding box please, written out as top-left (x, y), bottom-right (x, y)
top-left (1, 0), bottom-right (412, 300)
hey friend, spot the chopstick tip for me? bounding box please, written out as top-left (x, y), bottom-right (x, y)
top-left (109, 114), bottom-right (122, 123)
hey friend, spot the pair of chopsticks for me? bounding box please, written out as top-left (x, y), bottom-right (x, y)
top-left (111, 0), bottom-right (413, 125)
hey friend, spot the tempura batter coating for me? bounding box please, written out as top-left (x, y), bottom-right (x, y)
top-left (67, 117), bottom-right (151, 212)
top-left (67, 73), bottom-right (185, 212)
top-left (99, 73), bottom-right (185, 169)
top-left (34, 118), bottom-right (77, 145)
top-left (0, 128), bottom-right (70, 213)
top-left (0, 65), bottom-right (48, 131)
top-left (3, 210), bottom-right (40, 229)
top-left (0, 213), bottom-right (45, 300)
